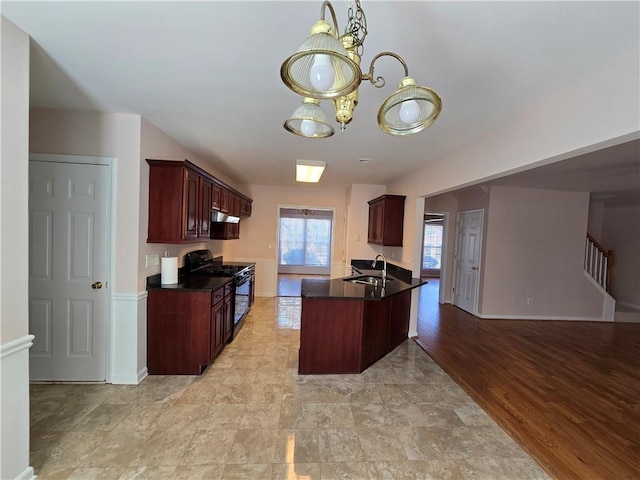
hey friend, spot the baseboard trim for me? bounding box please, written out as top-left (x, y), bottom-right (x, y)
top-left (137, 367), bottom-right (148, 383)
top-left (15, 466), bottom-right (36, 480)
top-left (617, 301), bottom-right (640, 311)
top-left (477, 313), bottom-right (608, 322)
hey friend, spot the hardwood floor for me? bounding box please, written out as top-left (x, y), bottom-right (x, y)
top-left (415, 284), bottom-right (640, 480)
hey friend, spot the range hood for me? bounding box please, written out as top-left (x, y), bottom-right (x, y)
top-left (211, 210), bottom-right (240, 224)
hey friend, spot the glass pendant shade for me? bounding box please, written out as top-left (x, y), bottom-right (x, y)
top-left (284, 98), bottom-right (335, 138)
top-left (281, 19), bottom-right (362, 99)
top-left (377, 76), bottom-right (443, 136)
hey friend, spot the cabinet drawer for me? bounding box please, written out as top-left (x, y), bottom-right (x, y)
top-left (212, 287), bottom-right (224, 304)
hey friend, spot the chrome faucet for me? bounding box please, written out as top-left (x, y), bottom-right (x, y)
top-left (372, 254), bottom-right (387, 285)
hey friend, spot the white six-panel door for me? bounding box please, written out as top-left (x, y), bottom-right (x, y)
top-left (29, 160), bottom-right (109, 381)
top-left (453, 210), bottom-right (483, 315)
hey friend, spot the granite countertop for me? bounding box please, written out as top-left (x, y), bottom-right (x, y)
top-left (146, 274), bottom-right (233, 292)
top-left (146, 260), bottom-right (255, 292)
top-left (301, 260), bottom-right (428, 301)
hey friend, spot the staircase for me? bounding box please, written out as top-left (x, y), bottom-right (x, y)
top-left (584, 233), bottom-right (613, 293)
top-left (584, 233), bottom-right (617, 321)
top-left (584, 234), bottom-right (639, 323)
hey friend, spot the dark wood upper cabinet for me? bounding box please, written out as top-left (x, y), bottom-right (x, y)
top-left (147, 159), bottom-right (251, 243)
top-left (212, 184), bottom-right (221, 211)
top-left (367, 194), bottom-right (406, 246)
top-left (219, 188), bottom-right (229, 213)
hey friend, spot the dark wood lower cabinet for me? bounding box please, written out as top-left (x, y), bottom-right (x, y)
top-left (389, 290), bottom-right (411, 350)
top-left (147, 282), bottom-right (233, 375)
top-left (299, 292), bottom-right (411, 374)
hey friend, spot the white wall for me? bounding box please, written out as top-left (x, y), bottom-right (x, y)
top-left (30, 109), bottom-right (142, 293)
top-left (139, 117), bottom-right (240, 289)
top-left (235, 184), bottom-right (349, 296)
top-left (388, 49), bottom-right (639, 279)
top-left (481, 187), bottom-right (604, 319)
top-left (346, 184), bottom-right (386, 262)
top-left (0, 15), bottom-right (35, 480)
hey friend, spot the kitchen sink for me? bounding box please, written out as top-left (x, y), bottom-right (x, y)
top-left (344, 275), bottom-right (393, 286)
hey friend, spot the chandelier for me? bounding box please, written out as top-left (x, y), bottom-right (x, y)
top-left (281, 0), bottom-right (442, 138)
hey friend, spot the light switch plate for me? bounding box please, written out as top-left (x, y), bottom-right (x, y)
top-left (146, 254), bottom-right (160, 267)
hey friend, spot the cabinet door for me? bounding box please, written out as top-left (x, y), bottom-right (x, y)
top-left (184, 169), bottom-right (199, 241)
top-left (242, 199), bottom-right (252, 217)
top-left (198, 177), bottom-right (212, 238)
top-left (223, 294), bottom-right (233, 343)
top-left (227, 192), bottom-right (237, 216)
top-left (374, 202), bottom-right (384, 243)
top-left (368, 203), bottom-right (377, 243)
top-left (362, 298), bottom-right (391, 369)
top-left (148, 290), bottom-right (210, 375)
top-left (220, 188), bottom-right (229, 213)
top-left (367, 201), bottom-right (384, 244)
top-left (212, 184), bottom-right (221, 210)
top-left (389, 290), bottom-right (411, 350)
top-left (367, 195), bottom-right (405, 246)
top-left (211, 300), bottom-right (225, 360)
top-left (211, 221), bottom-right (240, 240)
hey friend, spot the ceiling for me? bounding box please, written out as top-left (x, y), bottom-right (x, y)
top-left (2, 1), bottom-right (639, 191)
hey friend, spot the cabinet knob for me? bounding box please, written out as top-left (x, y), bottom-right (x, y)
top-left (91, 281), bottom-right (103, 289)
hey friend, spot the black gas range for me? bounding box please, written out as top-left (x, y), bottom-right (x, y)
top-left (184, 250), bottom-right (254, 340)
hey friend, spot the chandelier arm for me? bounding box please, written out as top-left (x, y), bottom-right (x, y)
top-left (363, 51), bottom-right (410, 88)
top-left (320, 1), bottom-right (340, 37)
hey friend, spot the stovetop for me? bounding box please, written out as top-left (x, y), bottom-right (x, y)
top-left (184, 249), bottom-right (250, 277)
top-left (195, 264), bottom-right (246, 277)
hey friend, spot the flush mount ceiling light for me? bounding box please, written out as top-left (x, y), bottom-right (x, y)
top-left (282, 0), bottom-right (442, 137)
top-left (296, 160), bottom-right (326, 183)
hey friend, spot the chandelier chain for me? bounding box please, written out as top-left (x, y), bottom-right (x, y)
top-left (344, 0), bottom-right (367, 56)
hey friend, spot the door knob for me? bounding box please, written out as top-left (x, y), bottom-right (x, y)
top-left (92, 281), bottom-right (103, 289)
top-left (471, 266), bottom-right (478, 271)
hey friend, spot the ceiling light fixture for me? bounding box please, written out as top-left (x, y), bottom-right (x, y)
top-left (284, 98), bottom-right (335, 138)
top-left (296, 160), bottom-right (326, 183)
top-left (282, 0), bottom-right (442, 138)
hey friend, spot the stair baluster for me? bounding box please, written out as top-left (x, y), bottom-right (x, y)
top-left (584, 233), bottom-right (613, 293)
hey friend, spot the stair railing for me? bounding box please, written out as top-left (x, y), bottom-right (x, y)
top-left (584, 233), bottom-right (613, 293)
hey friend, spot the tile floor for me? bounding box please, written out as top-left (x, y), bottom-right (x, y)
top-left (30, 297), bottom-right (550, 479)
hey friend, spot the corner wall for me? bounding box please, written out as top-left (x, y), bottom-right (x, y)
top-left (481, 187), bottom-right (605, 320)
top-left (602, 204), bottom-right (640, 308)
top-left (1, 15), bottom-right (35, 480)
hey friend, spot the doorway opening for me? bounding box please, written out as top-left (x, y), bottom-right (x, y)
top-left (421, 213), bottom-right (444, 278)
top-left (277, 207), bottom-right (332, 296)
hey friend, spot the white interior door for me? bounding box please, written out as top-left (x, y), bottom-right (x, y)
top-left (29, 160), bottom-right (110, 381)
top-left (453, 210), bottom-right (483, 315)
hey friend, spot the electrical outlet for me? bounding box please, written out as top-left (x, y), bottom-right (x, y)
top-left (527, 297), bottom-right (534, 305)
top-left (146, 254), bottom-right (160, 267)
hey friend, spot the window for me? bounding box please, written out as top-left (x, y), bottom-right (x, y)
top-left (422, 214), bottom-right (444, 276)
top-left (278, 208), bottom-right (333, 274)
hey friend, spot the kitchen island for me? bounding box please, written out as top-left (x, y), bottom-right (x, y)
top-left (299, 261), bottom-right (427, 374)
